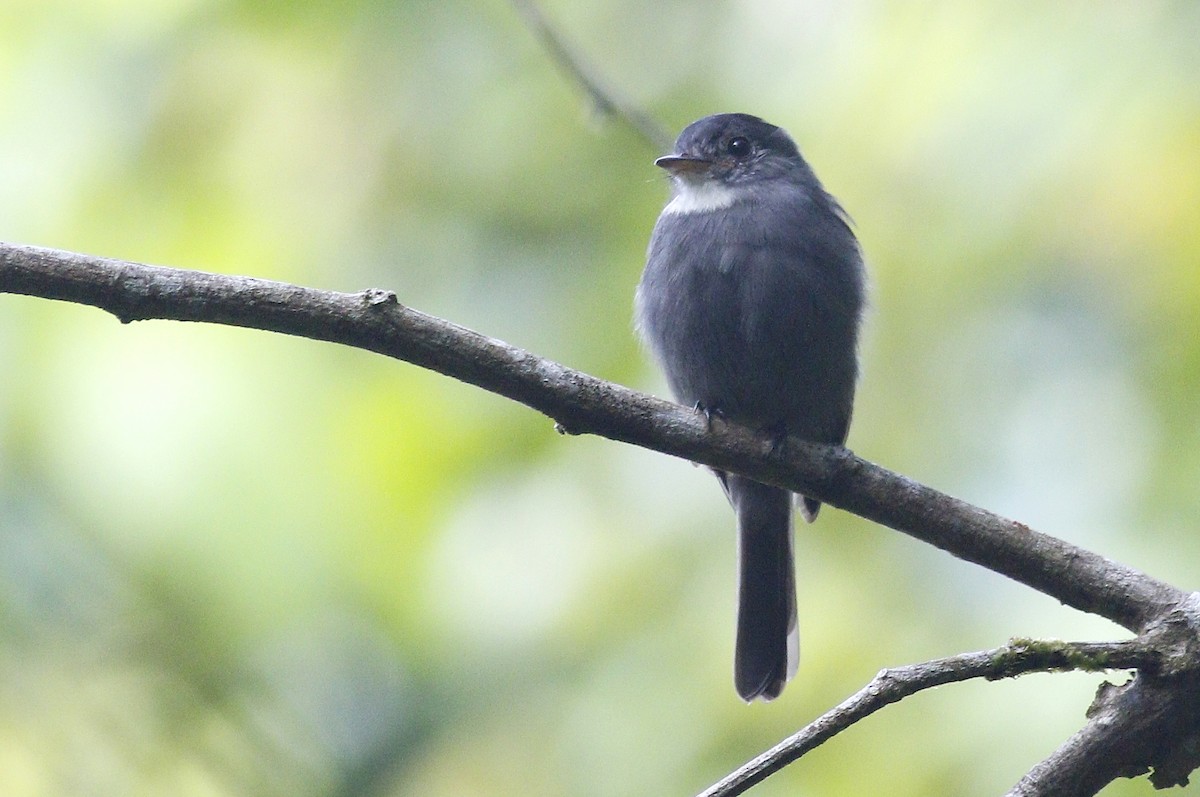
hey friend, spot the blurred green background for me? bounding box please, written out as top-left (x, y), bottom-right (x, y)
top-left (2, 1), bottom-right (1199, 795)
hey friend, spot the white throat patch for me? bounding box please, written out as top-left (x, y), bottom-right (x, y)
top-left (662, 181), bottom-right (743, 215)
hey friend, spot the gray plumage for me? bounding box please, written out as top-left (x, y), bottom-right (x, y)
top-left (635, 113), bottom-right (864, 701)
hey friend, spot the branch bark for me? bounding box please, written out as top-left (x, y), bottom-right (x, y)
top-left (3, 240), bottom-right (1199, 794)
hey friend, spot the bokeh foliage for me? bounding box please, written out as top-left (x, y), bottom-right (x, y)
top-left (2, 1), bottom-right (1200, 795)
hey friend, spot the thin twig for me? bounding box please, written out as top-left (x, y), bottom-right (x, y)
top-left (508, 0), bottom-right (674, 151)
top-left (699, 638), bottom-right (1162, 797)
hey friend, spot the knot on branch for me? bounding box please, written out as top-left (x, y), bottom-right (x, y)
top-left (1137, 592), bottom-right (1200, 678)
top-left (110, 267), bottom-right (155, 324)
top-left (361, 288), bottom-right (399, 308)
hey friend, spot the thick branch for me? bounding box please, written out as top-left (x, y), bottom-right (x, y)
top-left (0, 242), bottom-right (1184, 637)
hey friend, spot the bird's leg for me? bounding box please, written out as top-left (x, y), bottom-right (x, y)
top-left (693, 401), bottom-right (726, 431)
top-left (763, 421), bottom-right (790, 457)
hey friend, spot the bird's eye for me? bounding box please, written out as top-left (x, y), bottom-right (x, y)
top-left (726, 137), bottom-right (751, 157)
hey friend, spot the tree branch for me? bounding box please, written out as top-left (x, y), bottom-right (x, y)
top-left (700, 637), bottom-right (1166, 797)
top-left (0, 242), bottom-right (1182, 632)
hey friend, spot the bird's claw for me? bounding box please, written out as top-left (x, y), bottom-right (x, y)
top-left (764, 422), bottom-right (789, 456)
top-left (693, 401), bottom-right (725, 430)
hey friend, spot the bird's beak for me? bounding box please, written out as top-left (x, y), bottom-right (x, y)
top-left (654, 154), bottom-right (712, 175)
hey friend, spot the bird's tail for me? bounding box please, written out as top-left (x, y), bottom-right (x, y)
top-left (725, 474), bottom-right (798, 702)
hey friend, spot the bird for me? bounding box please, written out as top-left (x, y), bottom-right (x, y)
top-left (635, 113), bottom-right (865, 701)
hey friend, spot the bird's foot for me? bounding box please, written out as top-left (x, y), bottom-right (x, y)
top-left (763, 421), bottom-right (790, 456)
top-left (693, 401), bottom-right (726, 431)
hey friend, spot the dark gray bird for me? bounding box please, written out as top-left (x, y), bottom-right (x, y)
top-left (635, 113), bottom-right (864, 701)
